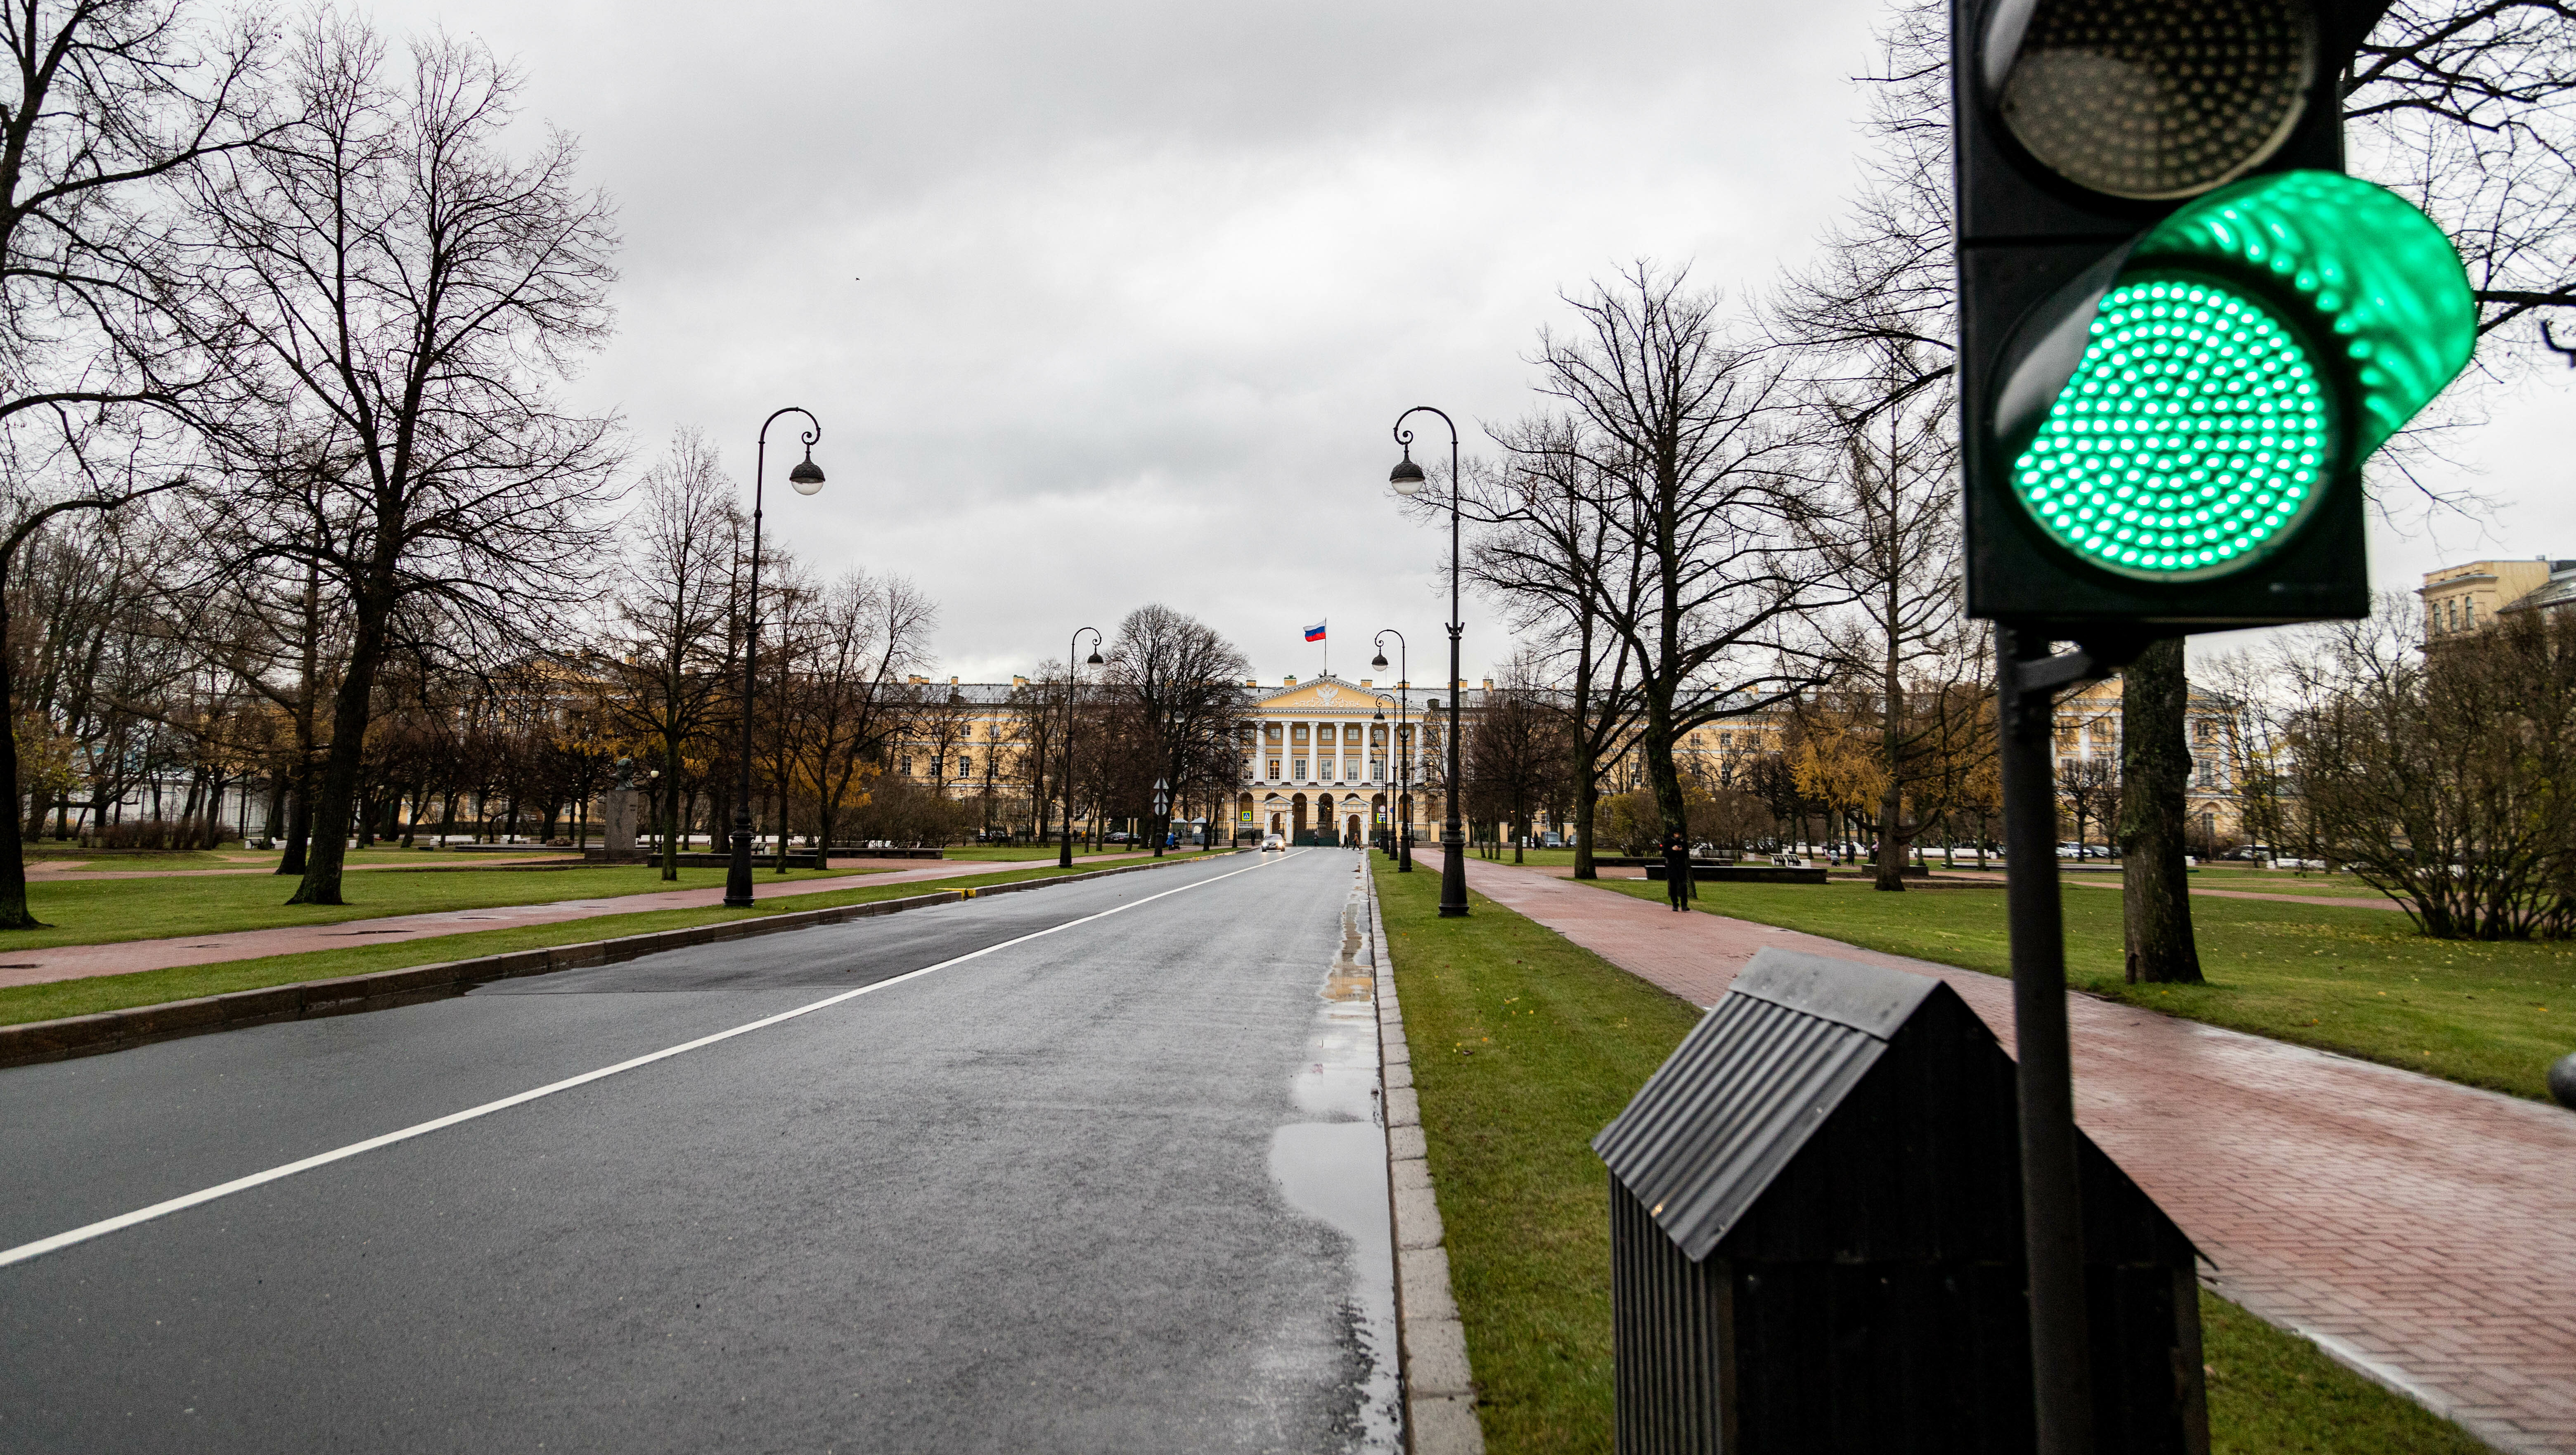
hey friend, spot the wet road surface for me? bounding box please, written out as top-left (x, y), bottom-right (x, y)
top-left (0, 847), bottom-right (1395, 1453)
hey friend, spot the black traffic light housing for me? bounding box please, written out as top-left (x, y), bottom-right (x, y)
top-left (1957, 0), bottom-right (2395, 633)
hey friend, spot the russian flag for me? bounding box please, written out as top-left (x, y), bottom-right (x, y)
top-left (1303, 621), bottom-right (1327, 642)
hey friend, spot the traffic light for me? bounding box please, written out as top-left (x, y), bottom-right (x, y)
top-left (1958, 0), bottom-right (2475, 631)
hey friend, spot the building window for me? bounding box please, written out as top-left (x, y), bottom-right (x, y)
top-left (1268, 758), bottom-right (1281, 779)
top-left (1293, 758), bottom-right (1307, 781)
top-left (2196, 757), bottom-right (2217, 788)
top-left (1371, 756), bottom-right (1385, 780)
top-left (1292, 724), bottom-right (1309, 744)
top-left (957, 757), bottom-right (972, 779)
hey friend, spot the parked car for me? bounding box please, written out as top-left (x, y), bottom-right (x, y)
top-left (1261, 833), bottom-right (1285, 852)
top-left (1106, 831), bottom-right (1131, 843)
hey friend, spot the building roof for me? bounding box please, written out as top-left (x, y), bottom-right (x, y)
top-left (1592, 948), bottom-right (1941, 1262)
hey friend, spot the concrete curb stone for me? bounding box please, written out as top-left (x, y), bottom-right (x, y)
top-left (0, 852), bottom-right (1239, 1070)
top-left (1366, 866), bottom-right (1485, 1455)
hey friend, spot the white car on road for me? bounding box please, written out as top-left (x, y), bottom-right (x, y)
top-left (1261, 833), bottom-right (1285, 852)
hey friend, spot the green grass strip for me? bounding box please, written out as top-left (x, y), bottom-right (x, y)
top-left (0, 858), bottom-right (1189, 1027)
top-left (1372, 858), bottom-right (2493, 1455)
top-left (1578, 875), bottom-right (2575, 1102)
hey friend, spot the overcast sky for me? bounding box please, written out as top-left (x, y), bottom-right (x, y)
top-left (374, 0), bottom-right (2575, 684)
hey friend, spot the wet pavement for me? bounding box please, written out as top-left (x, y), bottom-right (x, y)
top-left (0, 847), bottom-right (1395, 1453)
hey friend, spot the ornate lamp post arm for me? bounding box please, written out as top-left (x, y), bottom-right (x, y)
top-left (1060, 628), bottom-right (1102, 868)
top-left (1388, 407), bottom-right (1467, 916)
top-left (727, 407), bottom-right (824, 909)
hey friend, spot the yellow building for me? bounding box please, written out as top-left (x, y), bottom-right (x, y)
top-left (1234, 675), bottom-right (1455, 843)
top-left (2420, 557), bottom-right (2576, 641)
top-left (894, 667), bottom-right (2249, 849)
top-left (889, 672), bottom-right (1461, 844)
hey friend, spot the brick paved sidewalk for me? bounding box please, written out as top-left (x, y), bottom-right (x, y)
top-left (1420, 849), bottom-right (2576, 1455)
top-left (0, 852), bottom-right (1162, 991)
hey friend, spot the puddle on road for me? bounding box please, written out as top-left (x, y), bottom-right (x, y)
top-left (1266, 866), bottom-right (1400, 1453)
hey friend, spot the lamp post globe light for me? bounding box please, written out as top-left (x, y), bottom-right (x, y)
top-left (1060, 628), bottom-right (1103, 869)
top-left (725, 409), bottom-right (824, 909)
top-left (1388, 407), bottom-right (1466, 918)
top-left (1372, 628), bottom-right (1412, 873)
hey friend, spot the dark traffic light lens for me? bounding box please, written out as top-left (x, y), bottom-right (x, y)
top-left (2011, 276), bottom-right (2331, 579)
top-left (1998, 0), bottom-right (2315, 200)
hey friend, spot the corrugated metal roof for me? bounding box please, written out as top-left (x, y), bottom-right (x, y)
top-left (1593, 949), bottom-right (1939, 1263)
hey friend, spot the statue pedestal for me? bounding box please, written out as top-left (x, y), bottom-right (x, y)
top-left (601, 789), bottom-right (639, 858)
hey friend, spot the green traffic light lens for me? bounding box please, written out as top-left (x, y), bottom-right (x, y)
top-left (2011, 275), bottom-right (2332, 580)
top-left (2000, 171), bottom-right (2474, 585)
top-left (2132, 170), bottom-right (2477, 461)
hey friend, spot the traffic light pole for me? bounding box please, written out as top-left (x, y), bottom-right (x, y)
top-left (1998, 624), bottom-right (2110, 1455)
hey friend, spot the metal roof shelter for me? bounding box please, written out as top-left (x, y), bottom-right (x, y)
top-left (1594, 949), bottom-right (2206, 1455)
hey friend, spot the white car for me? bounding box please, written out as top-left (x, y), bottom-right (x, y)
top-left (1261, 833), bottom-right (1285, 852)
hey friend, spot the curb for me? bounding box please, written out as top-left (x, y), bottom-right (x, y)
top-left (0, 852), bottom-right (1239, 1070)
top-left (1367, 863), bottom-right (1484, 1455)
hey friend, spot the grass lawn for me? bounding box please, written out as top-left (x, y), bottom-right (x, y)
top-left (1, 862), bottom-right (890, 952)
top-left (1580, 875), bottom-right (2574, 1102)
top-left (1373, 860), bottom-right (2491, 1455)
top-left (0, 856), bottom-right (1200, 1027)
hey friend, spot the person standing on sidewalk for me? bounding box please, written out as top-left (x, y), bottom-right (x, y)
top-left (1663, 828), bottom-right (1693, 912)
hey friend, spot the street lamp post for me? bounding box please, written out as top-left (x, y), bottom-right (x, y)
top-left (1060, 628), bottom-right (1103, 869)
top-left (1369, 693), bottom-right (1406, 868)
top-left (1389, 408), bottom-right (1468, 918)
top-left (725, 408), bottom-right (825, 909)
top-left (1372, 630), bottom-right (1411, 873)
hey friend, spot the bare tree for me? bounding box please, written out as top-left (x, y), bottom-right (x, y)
top-left (2290, 596), bottom-right (2576, 937)
top-left (1525, 263), bottom-right (1832, 852)
top-left (2056, 756), bottom-right (2120, 861)
top-left (1104, 603), bottom-right (1249, 856)
top-left (1467, 414), bottom-right (1648, 878)
top-left (192, 19), bottom-right (620, 904)
top-left (0, 0), bottom-right (281, 925)
top-left (1463, 647), bottom-right (1569, 864)
top-left (606, 431), bottom-right (737, 880)
top-left (786, 570), bottom-right (934, 865)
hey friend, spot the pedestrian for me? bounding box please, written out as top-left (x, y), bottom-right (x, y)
top-left (1664, 827), bottom-right (1692, 913)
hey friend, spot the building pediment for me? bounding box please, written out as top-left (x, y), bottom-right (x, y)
top-left (1255, 678), bottom-right (1381, 713)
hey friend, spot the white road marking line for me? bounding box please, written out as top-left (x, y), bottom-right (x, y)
top-left (0, 850), bottom-right (1303, 1271)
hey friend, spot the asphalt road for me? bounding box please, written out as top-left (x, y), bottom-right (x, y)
top-left (0, 847), bottom-right (1396, 1453)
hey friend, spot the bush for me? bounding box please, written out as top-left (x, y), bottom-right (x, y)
top-left (841, 777), bottom-right (981, 846)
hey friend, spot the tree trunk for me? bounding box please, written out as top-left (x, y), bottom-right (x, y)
top-left (660, 735), bottom-right (683, 880)
top-left (2118, 638), bottom-right (2204, 984)
top-left (0, 595), bottom-right (45, 929)
top-left (287, 602), bottom-right (389, 906)
top-left (1873, 775), bottom-right (1910, 891)
top-left (279, 768), bottom-right (311, 875)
